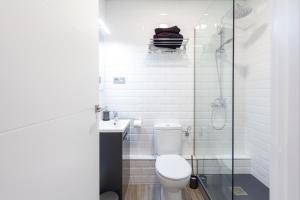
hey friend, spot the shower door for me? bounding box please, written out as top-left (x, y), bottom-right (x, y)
top-left (194, 1), bottom-right (234, 200)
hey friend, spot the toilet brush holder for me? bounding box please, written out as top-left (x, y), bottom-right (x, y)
top-left (189, 155), bottom-right (199, 189)
top-left (190, 175), bottom-right (199, 189)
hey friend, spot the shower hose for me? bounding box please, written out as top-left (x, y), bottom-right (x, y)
top-left (211, 98), bottom-right (227, 130)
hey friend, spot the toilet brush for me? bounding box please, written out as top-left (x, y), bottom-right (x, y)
top-left (189, 155), bottom-right (199, 189)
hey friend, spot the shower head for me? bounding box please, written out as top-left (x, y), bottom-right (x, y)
top-left (221, 2), bottom-right (252, 22)
top-left (234, 3), bottom-right (252, 19)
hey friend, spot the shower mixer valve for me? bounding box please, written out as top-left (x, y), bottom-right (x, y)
top-left (184, 126), bottom-right (192, 137)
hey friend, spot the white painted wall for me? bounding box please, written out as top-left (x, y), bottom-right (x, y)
top-left (99, 0), bottom-right (106, 19)
top-left (271, 0), bottom-right (300, 199)
top-left (0, 1), bottom-right (100, 200)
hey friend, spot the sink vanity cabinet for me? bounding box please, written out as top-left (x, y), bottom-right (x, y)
top-left (99, 120), bottom-right (130, 200)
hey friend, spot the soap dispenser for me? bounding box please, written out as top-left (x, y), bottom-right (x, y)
top-left (102, 107), bottom-right (110, 121)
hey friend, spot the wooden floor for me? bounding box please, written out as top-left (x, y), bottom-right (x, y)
top-left (123, 184), bottom-right (205, 200)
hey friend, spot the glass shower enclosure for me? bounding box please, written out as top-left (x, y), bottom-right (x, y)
top-left (194, 1), bottom-right (234, 200)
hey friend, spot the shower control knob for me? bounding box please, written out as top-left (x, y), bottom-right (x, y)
top-left (184, 126), bottom-right (192, 136)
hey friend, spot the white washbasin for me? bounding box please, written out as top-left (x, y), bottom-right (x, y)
top-left (99, 119), bottom-right (130, 133)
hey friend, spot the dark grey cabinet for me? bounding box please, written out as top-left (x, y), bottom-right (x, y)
top-left (100, 127), bottom-right (129, 200)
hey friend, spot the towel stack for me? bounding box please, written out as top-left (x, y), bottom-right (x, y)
top-left (153, 26), bottom-right (183, 49)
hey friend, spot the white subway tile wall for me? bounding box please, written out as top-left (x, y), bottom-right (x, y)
top-left (101, 0), bottom-right (233, 157)
top-left (235, 0), bottom-right (272, 187)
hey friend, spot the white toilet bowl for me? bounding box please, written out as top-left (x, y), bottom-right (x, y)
top-left (155, 155), bottom-right (191, 200)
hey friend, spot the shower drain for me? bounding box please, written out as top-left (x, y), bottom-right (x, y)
top-left (229, 187), bottom-right (248, 196)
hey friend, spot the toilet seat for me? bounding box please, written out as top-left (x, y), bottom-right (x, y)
top-left (156, 155), bottom-right (191, 180)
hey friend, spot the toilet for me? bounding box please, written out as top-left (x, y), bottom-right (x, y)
top-left (154, 123), bottom-right (192, 200)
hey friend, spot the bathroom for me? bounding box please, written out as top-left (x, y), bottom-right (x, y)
top-left (0, 0), bottom-right (299, 200)
top-left (98, 0), bottom-right (271, 199)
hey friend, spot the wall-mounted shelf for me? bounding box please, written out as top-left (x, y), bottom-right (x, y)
top-left (148, 38), bottom-right (189, 54)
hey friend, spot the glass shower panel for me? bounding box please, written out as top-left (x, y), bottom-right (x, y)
top-left (194, 2), bottom-right (234, 200)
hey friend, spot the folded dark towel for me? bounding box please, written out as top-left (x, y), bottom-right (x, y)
top-left (155, 26), bottom-right (181, 34)
top-left (154, 32), bottom-right (183, 39)
top-left (153, 32), bottom-right (183, 49)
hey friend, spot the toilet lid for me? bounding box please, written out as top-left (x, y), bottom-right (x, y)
top-left (156, 155), bottom-right (191, 180)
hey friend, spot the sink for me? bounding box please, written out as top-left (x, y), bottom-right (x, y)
top-left (99, 119), bottom-right (130, 133)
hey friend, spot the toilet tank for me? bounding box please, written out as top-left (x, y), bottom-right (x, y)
top-left (154, 123), bottom-right (182, 155)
